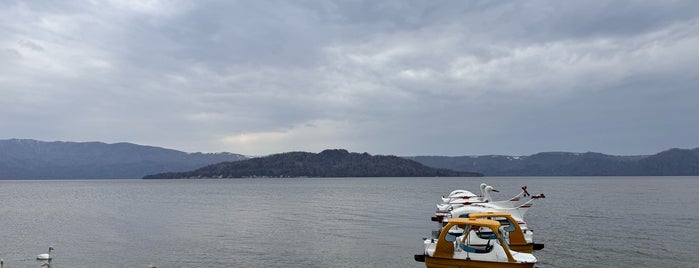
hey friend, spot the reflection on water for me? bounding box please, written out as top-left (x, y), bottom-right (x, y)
top-left (0, 177), bottom-right (698, 267)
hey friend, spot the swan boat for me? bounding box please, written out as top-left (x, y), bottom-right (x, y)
top-left (434, 186), bottom-right (544, 224)
top-left (439, 184), bottom-right (532, 211)
top-left (415, 218), bottom-right (537, 268)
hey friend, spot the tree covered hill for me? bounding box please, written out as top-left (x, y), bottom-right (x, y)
top-left (0, 139), bottom-right (247, 179)
top-left (144, 149), bottom-right (482, 179)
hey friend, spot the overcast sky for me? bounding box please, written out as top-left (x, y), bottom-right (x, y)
top-left (1, 1), bottom-right (698, 156)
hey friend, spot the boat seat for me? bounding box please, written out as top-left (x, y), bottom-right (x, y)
top-left (447, 231), bottom-right (464, 237)
top-left (457, 240), bottom-right (492, 254)
top-left (476, 231), bottom-right (497, 240)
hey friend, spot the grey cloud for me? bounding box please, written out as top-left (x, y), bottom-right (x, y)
top-left (0, 48), bottom-right (22, 59)
top-left (1, 0), bottom-right (698, 155)
top-left (18, 39), bottom-right (43, 51)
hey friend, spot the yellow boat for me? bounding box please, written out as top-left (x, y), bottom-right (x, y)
top-left (415, 218), bottom-right (537, 268)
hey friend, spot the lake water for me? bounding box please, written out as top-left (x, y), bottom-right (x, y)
top-left (1, 177), bottom-right (698, 267)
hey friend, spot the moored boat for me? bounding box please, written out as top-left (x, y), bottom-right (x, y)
top-left (415, 218), bottom-right (537, 268)
top-left (434, 184), bottom-right (543, 223)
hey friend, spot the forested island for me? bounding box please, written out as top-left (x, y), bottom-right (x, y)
top-left (143, 149), bottom-right (482, 179)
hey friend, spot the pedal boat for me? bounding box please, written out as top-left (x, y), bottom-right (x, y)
top-left (415, 218), bottom-right (537, 268)
top-left (434, 185), bottom-right (544, 223)
top-left (441, 185), bottom-right (529, 208)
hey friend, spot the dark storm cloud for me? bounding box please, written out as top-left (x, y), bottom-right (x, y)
top-left (1, 0), bottom-right (698, 155)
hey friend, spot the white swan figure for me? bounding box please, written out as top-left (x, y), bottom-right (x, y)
top-left (481, 185), bottom-right (499, 202)
top-left (479, 183), bottom-right (489, 197)
top-left (37, 247), bottom-right (53, 260)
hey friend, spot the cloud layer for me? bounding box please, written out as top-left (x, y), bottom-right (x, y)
top-left (2, 1), bottom-right (698, 156)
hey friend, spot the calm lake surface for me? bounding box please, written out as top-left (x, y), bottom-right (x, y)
top-left (1, 177), bottom-right (698, 267)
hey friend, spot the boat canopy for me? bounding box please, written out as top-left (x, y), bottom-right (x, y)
top-left (434, 218), bottom-right (517, 262)
top-left (444, 218), bottom-right (501, 230)
top-left (467, 212), bottom-right (527, 247)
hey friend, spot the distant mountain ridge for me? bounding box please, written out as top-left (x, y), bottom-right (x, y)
top-left (408, 148), bottom-right (699, 176)
top-left (0, 139), bottom-right (247, 179)
top-left (3, 139), bottom-right (698, 179)
top-left (144, 149), bottom-right (482, 179)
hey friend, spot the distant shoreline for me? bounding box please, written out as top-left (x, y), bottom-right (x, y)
top-left (3, 139), bottom-right (699, 179)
